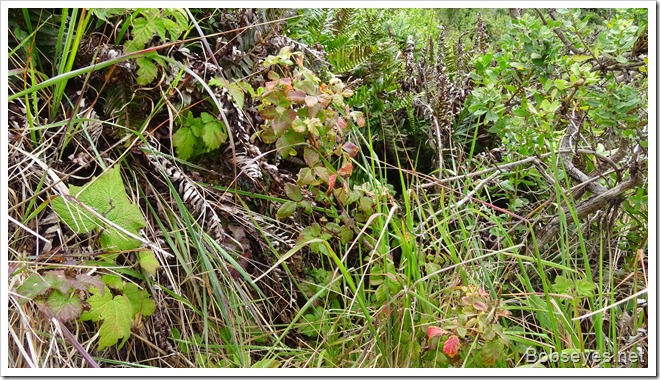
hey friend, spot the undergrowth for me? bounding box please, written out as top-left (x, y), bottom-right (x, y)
top-left (7, 7), bottom-right (648, 369)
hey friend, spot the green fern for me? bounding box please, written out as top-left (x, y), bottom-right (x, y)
top-left (328, 45), bottom-right (375, 73)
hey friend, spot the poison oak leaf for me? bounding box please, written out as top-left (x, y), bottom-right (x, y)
top-left (427, 326), bottom-right (447, 339)
top-left (443, 335), bottom-right (461, 358)
top-left (342, 142), bottom-right (359, 157)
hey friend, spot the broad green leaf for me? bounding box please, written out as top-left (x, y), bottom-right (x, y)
top-left (291, 117), bottom-right (307, 134)
top-left (137, 250), bottom-right (160, 276)
top-left (53, 166), bottom-right (146, 252)
top-left (16, 274), bottom-right (51, 301)
top-left (102, 274), bottom-right (124, 290)
top-left (153, 17), bottom-right (167, 42)
top-left (209, 76), bottom-right (229, 88)
top-left (173, 126), bottom-right (196, 160)
top-left (228, 84), bottom-right (245, 110)
top-left (284, 183), bottom-right (303, 202)
top-left (339, 226), bottom-right (354, 244)
top-left (297, 167), bottom-right (318, 186)
top-left (313, 166), bottom-right (331, 184)
top-left (47, 290), bottom-right (82, 322)
top-left (124, 283), bottom-right (156, 317)
top-left (91, 8), bottom-right (126, 23)
top-left (81, 286), bottom-right (133, 350)
top-left (276, 131), bottom-right (304, 159)
top-left (276, 201), bottom-right (297, 219)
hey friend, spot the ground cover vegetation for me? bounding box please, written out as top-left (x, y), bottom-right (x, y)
top-left (7, 7), bottom-right (648, 368)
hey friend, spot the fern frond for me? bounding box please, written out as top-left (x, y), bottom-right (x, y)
top-left (328, 45), bottom-right (375, 73)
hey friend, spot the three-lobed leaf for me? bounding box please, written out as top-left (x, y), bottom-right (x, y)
top-left (81, 286), bottom-right (133, 350)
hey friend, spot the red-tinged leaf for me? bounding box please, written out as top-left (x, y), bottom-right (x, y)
top-left (47, 290), bottom-right (83, 322)
top-left (314, 166), bottom-right (331, 184)
top-left (288, 90), bottom-right (306, 104)
top-left (259, 106), bottom-right (278, 120)
top-left (305, 95), bottom-right (318, 108)
top-left (356, 116), bottom-right (366, 127)
top-left (478, 288), bottom-right (489, 297)
top-left (461, 296), bottom-right (471, 305)
top-left (327, 174), bottom-right (337, 194)
top-left (496, 309), bottom-right (512, 318)
top-left (337, 117), bottom-right (348, 130)
top-left (337, 161), bottom-right (353, 177)
top-left (317, 93), bottom-right (332, 107)
top-left (473, 301), bottom-right (488, 312)
top-left (72, 274), bottom-right (104, 294)
top-left (342, 142), bottom-right (359, 157)
top-left (427, 326), bottom-right (447, 339)
top-left (265, 80), bottom-right (277, 90)
top-left (443, 335), bottom-right (461, 358)
top-left (280, 78), bottom-right (292, 87)
top-left (304, 147), bottom-right (320, 167)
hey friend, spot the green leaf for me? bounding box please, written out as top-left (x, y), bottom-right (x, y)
top-left (200, 114), bottom-right (227, 150)
top-left (172, 127), bottom-right (196, 160)
top-left (16, 274), bottom-right (52, 301)
top-left (53, 166), bottom-right (146, 252)
top-left (276, 201), bottom-right (298, 219)
top-left (339, 226), bottom-right (354, 244)
top-left (575, 279), bottom-right (597, 298)
top-left (153, 17), bottom-right (167, 42)
top-left (208, 76), bottom-right (229, 88)
top-left (136, 57), bottom-right (159, 85)
top-left (552, 275), bottom-right (573, 294)
top-left (485, 110), bottom-right (499, 123)
top-left (297, 167), bottom-right (318, 186)
top-left (299, 200), bottom-right (313, 214)
top-left (81, 286), bottom-right (133, 349)
top-left (297, 223), bottom-right (321, 245)
top-left (284, 183), bottom-right (303, 202)
top-left (500, 180), bottom-right (515, 192)
top-left (572, 54), bottom-right (592, 62)
top-left (228, 84), bottom-right (245, 110)
top-left (102, 274), bottom-right (124, 290)
top-left (128, 17), bottom-right (155, 51)
top-left (47, 290), bottom-right (82, 322)
top-left (276, 131), bottom-right (304, 159)
top-left (124, 283), bottom-right (156, 318)
top-left (137, 250), bottom-right (160, 276)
